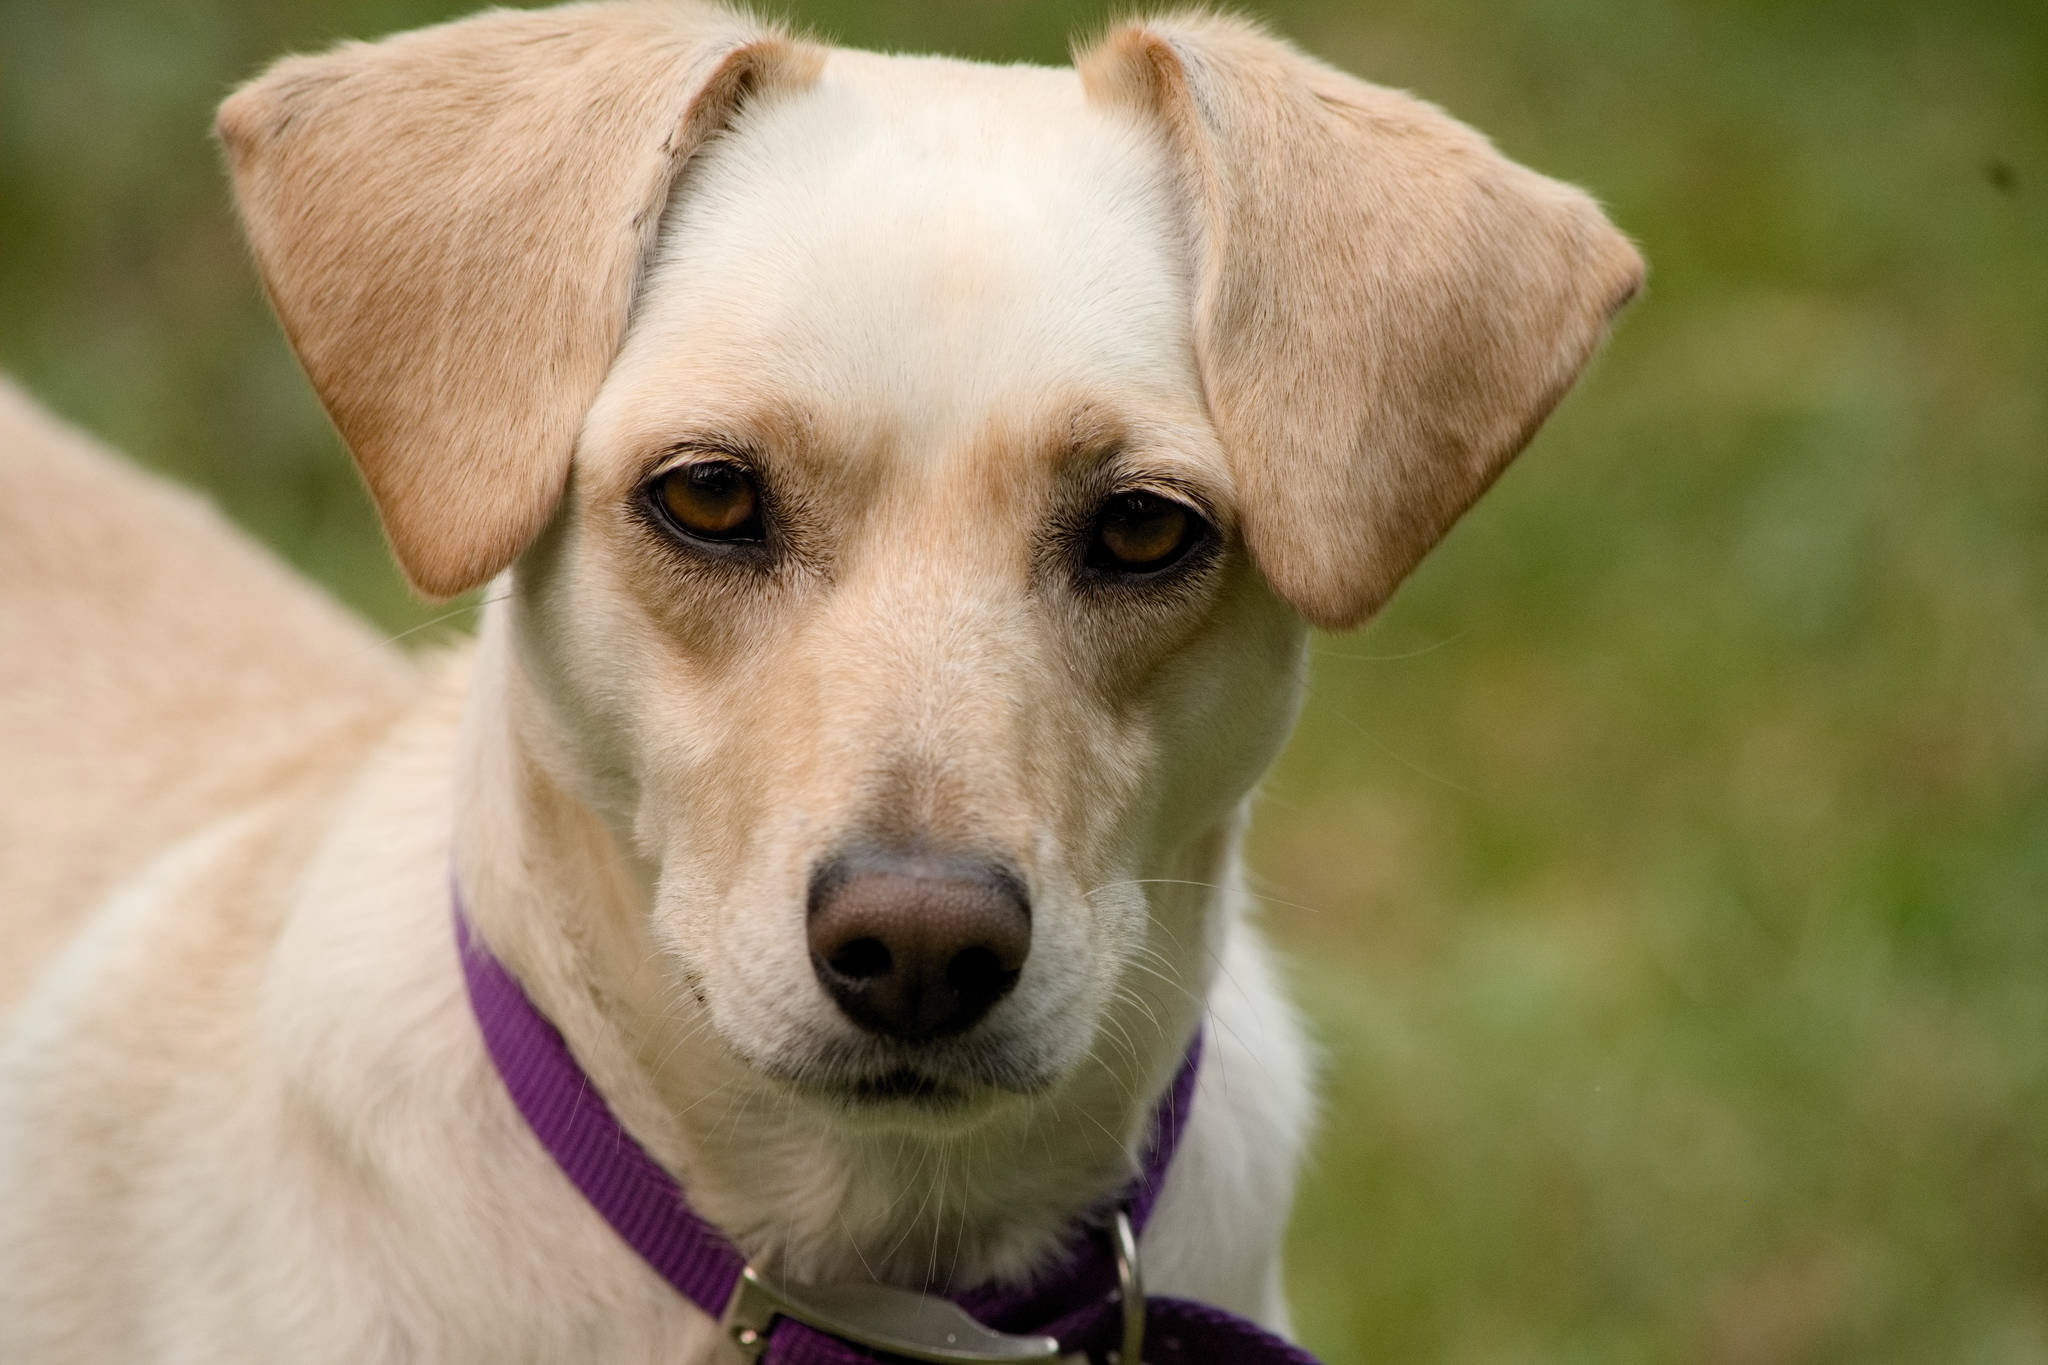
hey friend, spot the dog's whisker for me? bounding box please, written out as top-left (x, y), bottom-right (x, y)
top-left (877, 1141), bottom-right (944, 1270)
top-left (1053, 1093), bottom-right (1139, 1173)
top-left (1088, 875), bottom-right (1330, 919)
top-left (1308, 630), bottom-right (1467, 664)
top-left (837, 1203), bottom-right (879, 1285)
top-left (1108, 981), bottom-right (1168, 1041)
top-left (923, 1145), bottom-right (949, 1294)
top-left (1326, 708), bottom-right (1473, 794)
top-left (1097, 1008), bottom-right (1143, 1074)
top-left (1119, 960), bottom-right (1197, 1014)
top-left (360, 590), bottom-right (510, 657)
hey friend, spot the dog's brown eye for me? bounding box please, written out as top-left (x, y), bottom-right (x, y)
top-left (652, 461), bottom-right (761, 541)
top-left (1088, 492), bottom-right (1200, 573)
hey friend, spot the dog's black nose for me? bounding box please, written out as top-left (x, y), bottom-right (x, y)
top-left (807, 851), bottom-right (1030, 1041)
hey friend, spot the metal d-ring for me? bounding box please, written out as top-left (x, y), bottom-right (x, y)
top-left (1109, 1207), bottom-right (1145, 1365)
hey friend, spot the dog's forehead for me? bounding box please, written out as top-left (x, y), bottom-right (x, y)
top-left (600, 49), bottom-right (1203, 469)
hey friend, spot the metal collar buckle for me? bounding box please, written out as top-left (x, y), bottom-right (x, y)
top-left (721, 1208), bottom-right (1146, 1364)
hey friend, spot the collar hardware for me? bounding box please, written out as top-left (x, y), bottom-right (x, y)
top-left (1109, 1208), bottom-right (1145, 1365)
top-left (722, 1265), bottom-right (1062, 1363)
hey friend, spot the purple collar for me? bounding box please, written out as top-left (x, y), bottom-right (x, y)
top-left (454, 889), bottom-right (1321, 1364)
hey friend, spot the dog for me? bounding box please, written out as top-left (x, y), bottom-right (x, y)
top-left (0, 3), bottom-right (1641, 1359)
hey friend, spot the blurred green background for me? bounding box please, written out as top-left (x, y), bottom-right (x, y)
top-left (4, 0), bottom-right (2045, 1359)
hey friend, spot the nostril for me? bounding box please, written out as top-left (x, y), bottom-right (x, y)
top-left (945, 945), bottom-right (1013, 1000)
top-left (830, 937), bottom-right (892, 981)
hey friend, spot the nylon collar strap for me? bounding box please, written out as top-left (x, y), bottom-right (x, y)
top-left (454, 886), bottom-right (1322, 1364)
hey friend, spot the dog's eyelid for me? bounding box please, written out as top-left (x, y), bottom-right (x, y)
top-left (639, 437), bottom-right (763, 483)
top-left (1099, 472), bottom-right (1230, 537)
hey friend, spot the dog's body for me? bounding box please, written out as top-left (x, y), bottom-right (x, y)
top-left (0, 5), bottom-right (1640, 1360)
top-left (0, 383), bottom-right (1305, 1358)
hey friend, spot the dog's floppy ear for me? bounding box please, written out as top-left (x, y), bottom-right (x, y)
top-left (1079, 15), bottom-right (1643, 628)
top-left (217, 3), bottom-right (822, 596)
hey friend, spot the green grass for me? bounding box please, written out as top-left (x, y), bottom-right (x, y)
top-left (4, 0), bottom-right (2045, 1359)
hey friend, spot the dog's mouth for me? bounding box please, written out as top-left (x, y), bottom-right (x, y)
top-left (745, 1035), bottom-right (1061, 1123)
top-left (845, 1066), bottom-right (966, 1110)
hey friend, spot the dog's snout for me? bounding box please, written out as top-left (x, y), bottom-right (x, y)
top-left (807, 852), bottom-right (1030, 1041)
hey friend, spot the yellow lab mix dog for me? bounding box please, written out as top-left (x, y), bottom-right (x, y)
top-left (0, 2), bottom-right (1641, 1360)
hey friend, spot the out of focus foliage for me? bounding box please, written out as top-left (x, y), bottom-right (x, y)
top-left (4, 0), bottom-right (2044, 1359)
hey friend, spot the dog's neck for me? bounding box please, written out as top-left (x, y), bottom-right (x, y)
top-left (450, 608), bottom-right (1232, 1290)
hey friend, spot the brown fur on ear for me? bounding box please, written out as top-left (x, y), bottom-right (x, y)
top-left (218, 2), bottom-right (823, 597)
top-left (1079, 14), bottom-right (1643, 629)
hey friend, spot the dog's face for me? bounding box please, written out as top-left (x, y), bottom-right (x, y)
top-left (516, 58), bottom-right (1307, 1109)
top-left (218, 4), bottom-right (1640, 1122)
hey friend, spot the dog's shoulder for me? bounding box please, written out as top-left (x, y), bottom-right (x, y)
top-left (0, 377), bottom-right (418, 1007)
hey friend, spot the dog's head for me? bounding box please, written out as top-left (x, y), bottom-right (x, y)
top-left (220, 2), bottom-right (1639, 1121)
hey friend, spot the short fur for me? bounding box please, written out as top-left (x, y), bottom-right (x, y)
top-left (0, 3), bottom-right (1640, 1360)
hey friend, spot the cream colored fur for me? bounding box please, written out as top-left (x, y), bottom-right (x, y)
top-left (0, 3), bottom-right (1640, 1360)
